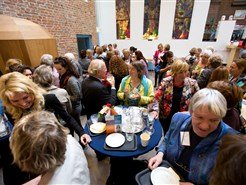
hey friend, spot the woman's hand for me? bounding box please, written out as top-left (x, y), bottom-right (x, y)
top-left (150, 110), bottom-right (158, 119)
top-left (80, 134), bottom-right (92, 145)
top-left (148, 152), bottom-right (164, 170)
top-left (107, 75), bottom-right (115, 88)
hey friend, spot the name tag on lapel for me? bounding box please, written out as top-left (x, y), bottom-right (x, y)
top-left (180, 131), bottom-right (190, 146)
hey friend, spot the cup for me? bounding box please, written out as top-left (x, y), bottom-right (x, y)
top-left (125, 132), bottom-right (134, 142)
top-left (140, 132), bottom-right (150, 147)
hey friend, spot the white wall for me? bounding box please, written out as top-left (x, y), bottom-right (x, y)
top-left (95, 0), bottom-right (236, 64)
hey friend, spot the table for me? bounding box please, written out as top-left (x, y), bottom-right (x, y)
top-left (84, 119), bottom-right (162, 158)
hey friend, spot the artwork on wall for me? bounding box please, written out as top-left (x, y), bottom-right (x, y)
top-left (234, 10), bottom-right (246, 20)
top-left (172, 0), bottom-right (195, 39)
top-left (116, 0), bottom-right (130, 39)
top-left (143, 0), bottom-right (161, 40)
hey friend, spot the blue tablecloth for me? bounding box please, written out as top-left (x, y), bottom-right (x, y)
top-left (85, 119), bottom-right (162, 157)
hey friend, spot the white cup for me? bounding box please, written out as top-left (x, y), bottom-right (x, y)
top-left (140, 132), bottom-right (150, 147)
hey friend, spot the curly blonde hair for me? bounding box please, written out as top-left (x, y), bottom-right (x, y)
top-left (0, 72), bottom-right (45, 121)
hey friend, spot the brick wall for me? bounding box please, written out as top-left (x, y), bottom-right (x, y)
top-left (0, 0), bottom-right (98, 57)
top-left (211, 0), bottom-right (246, 24)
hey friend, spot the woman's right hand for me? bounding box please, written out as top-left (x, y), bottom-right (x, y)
top-left (124, 89), bottom-right (129, 99)
top-left (148, 152), bottom-right (164, 170)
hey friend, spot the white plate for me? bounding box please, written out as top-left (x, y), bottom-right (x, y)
top-left (151, 167), bottom-right (180, 185)
top-left (90, 122), bottom-right (106, 134)
top-left (105, 133), bottom-right (125, 148)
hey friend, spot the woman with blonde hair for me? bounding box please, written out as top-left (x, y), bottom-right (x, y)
top-left (0, 72), bottom-right (91, 184)
top-left (5, 58), bottom-right (22, 73)
top-left (152, 59), bottom-right (199, 133)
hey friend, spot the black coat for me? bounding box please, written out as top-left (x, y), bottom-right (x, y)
top-left (43, 94), bottom-right (84, 136)
top-left (82, 76), bottom-right (116, 118)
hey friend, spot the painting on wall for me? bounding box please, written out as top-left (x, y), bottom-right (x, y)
top-left (143, 0), bottom-right (161, 40)
top-left (172, 0), bottom-right (195, 39)
top-left (234, 10), bottom-right (246, 20)
top-left (116, 0), bottom-right (130, 39)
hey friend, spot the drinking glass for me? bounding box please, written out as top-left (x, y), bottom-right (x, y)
top-left (146, 112), bottom-right (155, 135)
top-left (91, 114), bottom-right (98, 124)
top-left (125, 124), bottom-right (134, 142)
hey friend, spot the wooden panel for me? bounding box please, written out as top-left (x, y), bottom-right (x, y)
top-left (25, 39), bottom-right (58, 67)
top-left (0, 53), bottom-right (5, 73)
top-left (0, 39), bottom-right (58, 72)
top-left (0, 15), bottom-right (53, 40)
top-left (0, 40), bottom-right (30, 72)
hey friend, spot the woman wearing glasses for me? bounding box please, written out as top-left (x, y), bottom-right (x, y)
top-left (148, 88), bottom-right (237, 185)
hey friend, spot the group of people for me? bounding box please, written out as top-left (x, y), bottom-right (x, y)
top-left (0, 43), bottom-right (245, 185)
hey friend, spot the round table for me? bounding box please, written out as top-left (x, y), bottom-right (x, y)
top-left (84, 119), bottom-right (162, 157)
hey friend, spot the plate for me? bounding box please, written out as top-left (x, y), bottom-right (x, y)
top-left (90, 122), bottom-right (106, 134)
top-left (105, 133), bottom-right (125, 148)
top-left (151, 167), bottom-right (180, 185)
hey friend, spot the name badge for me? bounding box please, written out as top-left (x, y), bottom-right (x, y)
top-left (180, 131), bottom-right (190, 146)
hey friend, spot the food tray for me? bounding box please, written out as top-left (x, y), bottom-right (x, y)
top-left (104, 134), bottom-right (137, 151)
top-left (135, 161), bottom-right (183, 185)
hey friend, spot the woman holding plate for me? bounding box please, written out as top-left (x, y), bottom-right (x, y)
top-left (148, 88), bottom-right (237, 185)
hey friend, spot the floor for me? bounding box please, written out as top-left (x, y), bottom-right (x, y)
top-left (0, 71), bottom-right (159, 185)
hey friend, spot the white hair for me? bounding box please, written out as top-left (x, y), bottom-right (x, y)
top-left (201, 49), bottom-right (213, 57)
top-left (189, 88), bottom-right (227, 118)
top-left (40, 54), bottom-right (53, 65)
top-left (64, 53), bottom-right (75, 61)
top-left (88, 59), bottom-right (105, 77)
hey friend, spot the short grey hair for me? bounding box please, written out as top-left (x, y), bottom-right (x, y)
top-left (32, 65), bottom-right (53, 87)
top-left (189, 88), bottom-right (227, 118)
top-left (88, 59), bottom-right (105, 76)
top-left (40, 54), bottom-right (53, 67)
top-left (64, 53), bottom-right (75, 61)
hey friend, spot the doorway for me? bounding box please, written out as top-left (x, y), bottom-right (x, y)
top-left (76, 34), bottom-right (93, 55)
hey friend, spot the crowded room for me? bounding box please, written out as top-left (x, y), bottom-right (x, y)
top-left (0, 0), bottom-right (246, 185)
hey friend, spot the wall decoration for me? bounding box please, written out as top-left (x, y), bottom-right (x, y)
top-left (234, 10), bottom-right (246, 20)
top-left (143, 0), bottom-right (161, 40)
top-left (116, 0), bottom-right (130, 39)
top-left (172, 0), bottom-right (195, 39)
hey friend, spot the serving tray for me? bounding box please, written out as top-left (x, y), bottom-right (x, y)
top-left (104, 134), bottom-right (137, 151)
